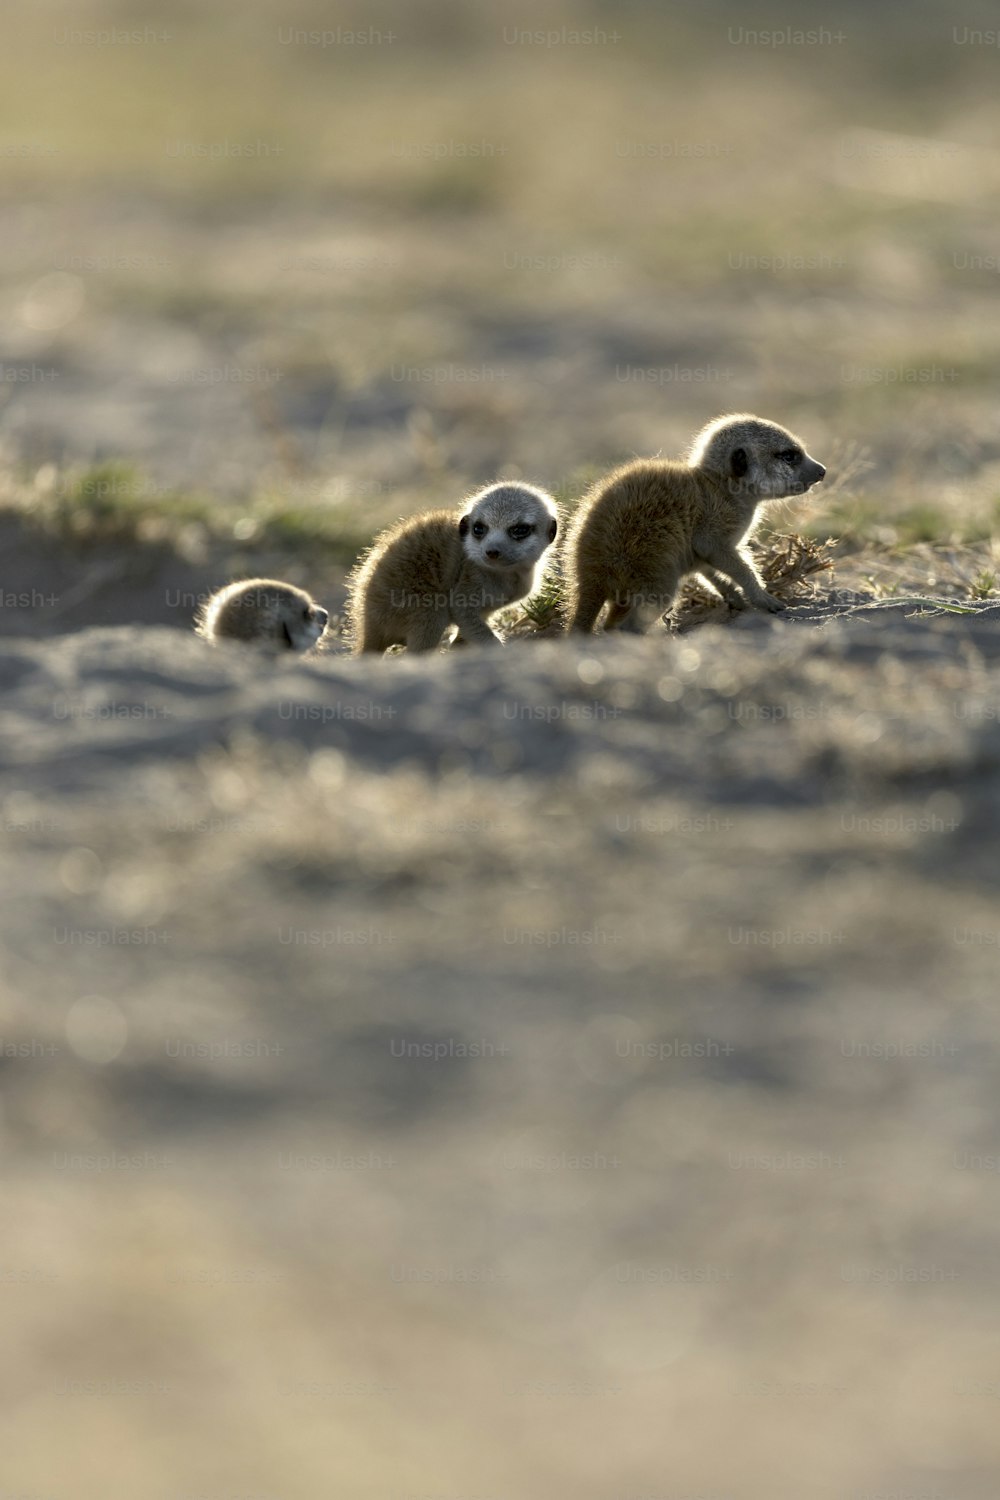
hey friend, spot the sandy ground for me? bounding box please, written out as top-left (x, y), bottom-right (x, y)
top-left (2, 602), bottom-right (1000, 1499)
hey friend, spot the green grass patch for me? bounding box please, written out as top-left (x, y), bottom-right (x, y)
top-left (38, 463), bottom-right (215, 544)
top-left (20, 463), bottom-right (372, 567)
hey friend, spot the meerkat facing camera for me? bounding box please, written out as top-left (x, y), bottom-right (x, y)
top-left (347, 481), bottom-right (558, 653)
top-left (565, 414), bottom-right (826, 634)
top-left (197, 579), bottom-right (329, 652)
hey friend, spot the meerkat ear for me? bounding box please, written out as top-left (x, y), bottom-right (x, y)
top-left (730, 447), bottom-right (749, 479)
top-left (547, 516), bottom-right (558, 543)
top-left (458, 515), bottom-right (470, 537)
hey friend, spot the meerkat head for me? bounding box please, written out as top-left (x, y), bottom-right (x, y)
top-left (457, 482), bottom-right (559, 572)
top-left (200, 579), bottom-right (329, 652)
top-left (271, 587), bottom-right (329, 651)
top-left (687, 414), bottom-right (826, 501)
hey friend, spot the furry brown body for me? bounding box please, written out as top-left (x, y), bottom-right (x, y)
top-left (347, 482), bottom-right (558, 654)
top-left (197, 579), bottom-right (328, 652)
top-left (565, 414), bottom-right (826, 634)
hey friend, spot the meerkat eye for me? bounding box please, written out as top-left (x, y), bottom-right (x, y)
top-left (472, 521), bottom-right (488, 539)
top-left (778, 448), bottom-right (801, 464)
top-left (508, 523), bottom-right (532, 540)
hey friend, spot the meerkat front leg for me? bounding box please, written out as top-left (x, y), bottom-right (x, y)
top-left (697, 566), bottom-right (746, 609)
top-left (451, 607), bottom-right (503, 646)
top-left (404, 611), bottom-right (452, 652)
top-left (694, 538), bottom-right (785, 613)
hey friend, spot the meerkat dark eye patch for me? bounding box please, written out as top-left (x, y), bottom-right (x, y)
top-left (777, 448), bottom-right (802, 464)
top-left (508, 523), bottom-right (533, 540)
top-left (730, 447), bottom-right (749, 479)
top-left (472, 521), bottom-right (488, 539)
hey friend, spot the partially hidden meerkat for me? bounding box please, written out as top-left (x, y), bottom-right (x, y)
top-left (564, 413), bottom-right (826, 634)
top-left (346, 482), bottom-right (558, 653)
top-left (197, 579), bottom-right (329, 652)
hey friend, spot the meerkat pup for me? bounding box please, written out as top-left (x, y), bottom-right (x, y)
top-left (347, 482), bottom-right (558, 654)
top-left (197, 579), bottom-right (329, 652)
top-left (565, 413), bottom-right (826, 634)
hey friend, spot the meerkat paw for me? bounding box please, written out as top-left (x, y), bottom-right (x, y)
top-left (761, 593), bottom-right (786, 613)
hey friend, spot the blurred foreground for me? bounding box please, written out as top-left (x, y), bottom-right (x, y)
top-left (2, 606), bottom-right (1000, 1496)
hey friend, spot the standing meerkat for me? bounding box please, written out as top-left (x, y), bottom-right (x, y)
top-left (197, 579), bottom-right (329, 652)
top-left (564, 414), bottom-right (826, 634)
top-left (346, 482), bottom-right (558, 654)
